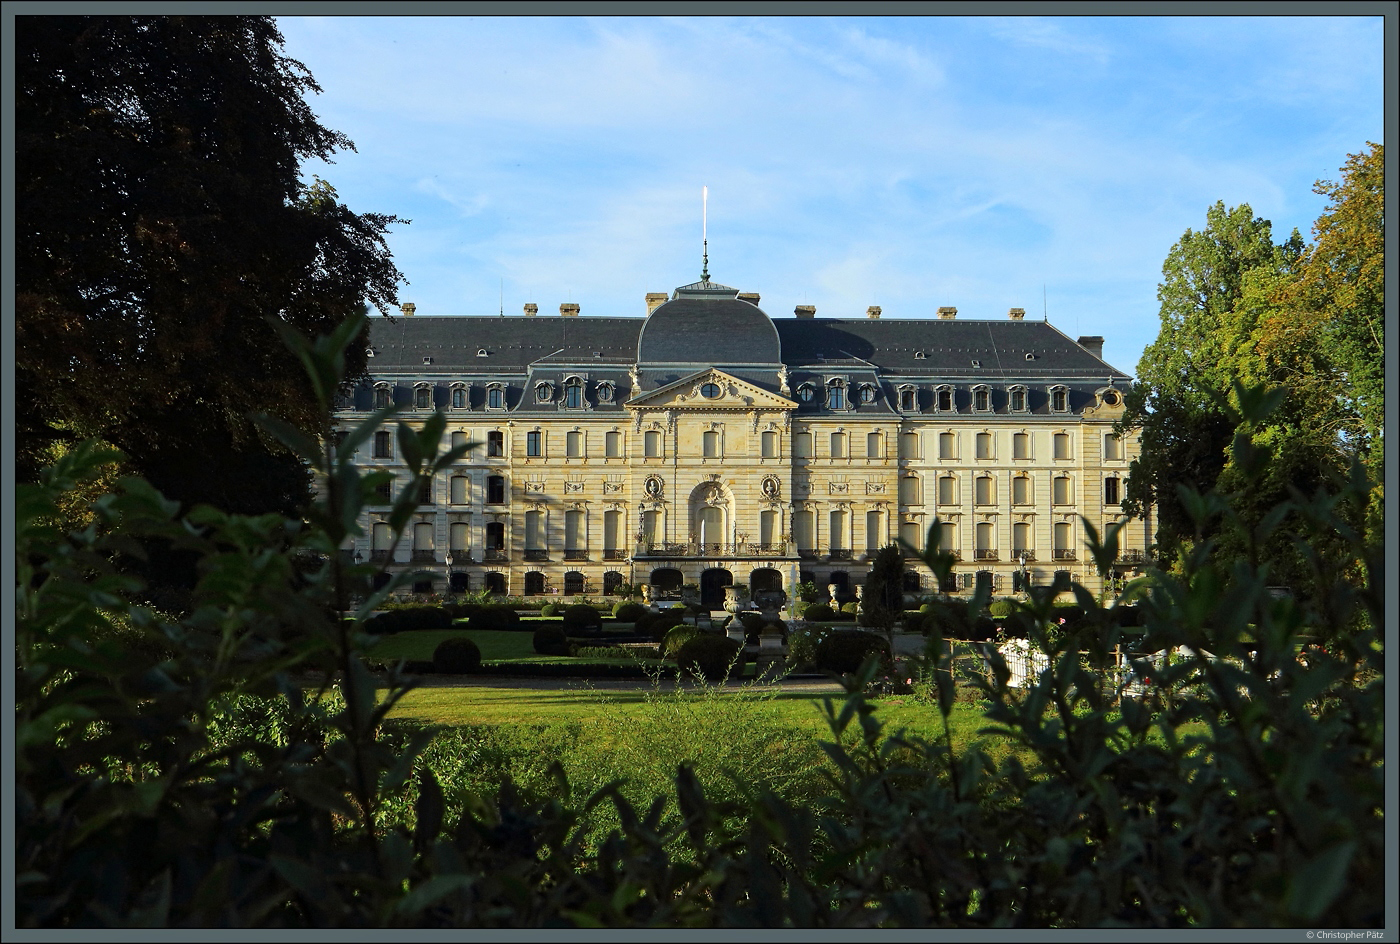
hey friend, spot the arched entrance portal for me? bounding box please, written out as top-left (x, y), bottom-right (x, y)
top-left (650, 568), bottom-right (683, 598)
top-left (700, 568), bottom-right (733, 609)
top-left (750, 567), bottom-right (783, 593)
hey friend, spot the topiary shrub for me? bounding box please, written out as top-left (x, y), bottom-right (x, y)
top-left (661, 624), bottom-right (702, 658)
top-left (562, 604), bottom-right (602, 634)
top-left (840, 601), bottom-right (860, 617)
top-left (540, 602), bottom-right (561, 618)
top-left (803, 603), bottom-right (836, 623)
top-left (431, 637), bottom-right (481, 673)
top-left (737, 612), bottom-right (766, 634)
top-left (988, 598), bottom-right (1016, 619)
top-left (675, 634), bottom-right (745, 682)
top-left (469, 605), bottom-right (523, 632)
top-left (814, 629), bottom-right (891, 675)
top-left (532, 625), bottom-right (570, 656)
top-left (638, 610), bottom-right (686, 641)
top-left (613, 601), bottom-right (647, 622)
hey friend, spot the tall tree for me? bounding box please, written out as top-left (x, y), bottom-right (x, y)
top-left (1119, 202), bottom-right (1302, 554)
top-left (17, 16), bottom-right (405, 515)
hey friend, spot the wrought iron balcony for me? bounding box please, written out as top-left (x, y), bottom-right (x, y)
top-left (523, 549), bottom-right (549, 562)
top-left (1117, 549), bottom-right (1148, 563)
top-left (974, 548), bottom-right (999, 561)
top-left (446, 552), bottom-right (474, 565)
top-left (563, 549), bottom-right (589, 561)
top-left (828, 549), bottom-right (853, 561)
top-left (797, 548), bottom-right (819, 560)
top-left (602, 549), bottom-right (627, 560)
top-left (638, 541), bottom-right (792, 558)
top-left (1052, 548), bottom-right (1077, 561)
top-left (370, 549), bottom-right (391, 563)
top-left (483, 548), bottom-right (508, 562)
top-left (411, 549), bottom-right (436, 562)
top-left (1011, 549), bottom-right (1036, 562)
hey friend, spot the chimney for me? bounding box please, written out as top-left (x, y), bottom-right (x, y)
top-left (1077, 335), bottom-right (1105, 359)
top-left (523, 303), bottom-right (538, 317)
top-left (866, 306), bottom-right (882, 319)
top-left (937, 306), bottom-right (957, 320)
top-left (737, 292), bottom-right (761, 306)
top-left (794, 304), bottom-right (816, 319)
top-left (560, 303), bottom-right (580, 317)
top-left (645, 292), bottom-right (667, 314)
top-left (1008, 308), bottom-right (1025, 320)
top-left (401, 302), bottom-right (416, 317)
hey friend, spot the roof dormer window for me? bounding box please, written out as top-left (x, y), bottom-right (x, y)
top-left (414, 384), bottom-right (432, 410)
top-left (1009, 385), bottom-right (1028, 412)
top-left (858, 384), bottom-right (877, 405)
top-left (935, 385), bottom-right (955, 413)
top-left (535, 382), bottom-right (554, 403)
top-left (826, 379), bottom-right (847, 410)
top-left (563, 377), bottom-right (584, 409)
top-left (973, 385), bottom-right (991, 412)
top-left (797, 383), bottom-right (816, 403)
top-left (486, 383), bottom-right (505, 411)
top-left (476, 349), bottom-right (489, 357)
top-left (1050, 385), bottom-right (1069, 413)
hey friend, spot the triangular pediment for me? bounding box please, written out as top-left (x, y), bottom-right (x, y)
top-left (626, 368), bottom-right (797, 411)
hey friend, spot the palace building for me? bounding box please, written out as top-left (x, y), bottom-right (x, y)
top-left (336, 272), bottom-right (1149, 609)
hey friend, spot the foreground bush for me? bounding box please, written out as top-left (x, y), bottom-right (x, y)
top-left (661, 624), bottom-right (702, 658)
top-left (432, 637), bottom-right (481, 673)
top-left (532, 625), bottom-right (570, 656)
top-left (562, 603), bottom-right (603, 634)
top-left (612, 601), bottom-right (647, 622)
top-left (467, 604), bottom-right (523, 632)
top-left (814, 629), bottom-right (891, 674)
top-left (16, 318), bottom-right (1380, 929)
top-left (675, 634), bottom-right (745, 682)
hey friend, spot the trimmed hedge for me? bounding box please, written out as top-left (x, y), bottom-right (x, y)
top-left (675, 634), bottom-right (745, 682)
top-left (431, 638), bottom-right (481, 673)
top-left (661, 624), bottom-right (702, 658)
top-left (802, 603), bottom-right (836, 622)
top-left (468, 605), bottom-right (524, 632)
top-left (562, 604), bottom-right (603, 634)
top-left (364, 606), bottom-right (456, 635)
top-left (636, 610), bottom-right (686, 640)
top-left (532, 625), bottom-right (570, 656)
top-left (612, 601), bottom-right (647, 622)
top-left (540, 602), bottom-right (561, 618)
top-left (814, 629), bottom-right (891, 675)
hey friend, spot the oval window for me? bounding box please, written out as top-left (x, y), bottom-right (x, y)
top-left (798, 385), bottom-right (815, 402)
top-left (1103, 391), bottom-right (1120, 406)
top-left (859, 386), bottom-right (876, 403)
top-left (700, 382), bottom-right (721, 399)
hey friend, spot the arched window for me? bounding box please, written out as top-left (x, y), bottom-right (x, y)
top-left (829, 509), bottom-right (848, 551)
top-left (1104, 476), bottom-right (1121, 505)
top-left (486, 475), bottom-right (506, 504)
top-left (1053, 522), bottom-right (1074, 558)
top-left (794, 432), bottom-right (813, 457)
top-left (939, 521), bottom-right (957, 555)
top-left (975, 476), bottom-right (994, 506)
top-left (1104, 433), bottom-right (1122, 460)
top-left (975, 432), bottom-right (993, 460)
top-left (1050, 386), bottom-right (1069, 412)
top-left (485, 522), bottom-right (505, 549)
top-left (487, 384), bottom-right (505, 410)
top-left (900, 432), bottom-right (919, 459)
top-left (374, 430), bottom-right (393, 459)
top-left (605, 430), bottom-right (622, 457)
top-left (936, 386), bottom-right (954, 412)
top-left (603, 510), bottom-right (621, 555)
top-left (450, 476), bottom-right (469, 504)
top-left (865, 510), bottom-right (883, 552)
top-left (1053, 432), bottom-right (1071, 460)
top-left (1053, 475), bottom-right (1073, 505)
top-left (484, 572), bottom-right (507, 594)
top-left (564, 571), bottom-right (586, 595)
top-left (703, 430), bottom-right (720, 457)
top-left (760, 509), bottom-right (778, 546)
top-left (451, 386), bottom-right (467, 409)
top-left (827, 380), bottom-right (847, 410)
top-left (451, 430), bottom-right (468, 450)
top-left (830, 432), bottom-right (846, 458)
top-left (1013, 522), bottom-right (1032, 556)
top-left (761, 430), bottom-right (778, 458)
top-left (413, 522), bottom-right (434, 551)
top-left (603, 571), bottom-right (624, 595)
top-left (1012, 475), bottom-right (1031, 505)
top-left (487, 430), bottom-right (504, 457)
top-left (792, 510), bottom-right (814, 552)
top-left (937, 475), bottom-right (956, 506)
top-left (973, 386), bottom-right (991, 412)
top-left (526, 430), bottom-right (543, 457)
top-left (450, 521), bottom-right (470, 551)
top-left (975, 522), bottom-right (995, 557)
top-left (899, 475), bottom-right (920, 505)
top-left (563, 378), bottom-right (583, 408)
top-left (566, 430), bottom-right (583, 458)
top-left (939, 432), bottom-right (955, 459)
top-left (899, 387), bottom-right (918, 412)
top-left (644, 430), bottom-right (662, 458)
top-left (866, 432), bottom-right (882, 458)
top-left (1013, 432), bottom-right (1030, 459)
top-left (524, 572), bottom-right (546, 595)
top-left (524, 511), bottom-right (545, 551)
top-left (564, 510), bottom-right (585, 554)
top-left (415, 385), bottom-right (432, 409)
top-left (374, 385), bottom-right (391, 410)
top-left (1009, 386), bottom-right (1028, 412)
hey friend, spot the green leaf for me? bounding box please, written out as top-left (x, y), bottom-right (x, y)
top-left (1288, 840), bottom-right (1356, 921)
top-left (252, 412), bottom-right (326, 468)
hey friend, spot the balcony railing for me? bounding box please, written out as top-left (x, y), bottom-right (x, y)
top-left (974, 548), bottom-right (999, 561)
top-left (602, 549), bottom-right (627, 560)
top-left (411, 549), bottom-right (436, 562)
top-left (640, 541), bottom-right (791, 558)
top-left (563, 549), bottom-right (588, 561)
top-left (370, 549), bottom-right (390, 563)
top-left (1052, 548), bottom-right (1077, 561)
top-left (523, 549), bottom-right (548, 562)
top-left (483, 548), bottom-right (508, 562)
top-left (446, 552), bottom-right (474, 565)
top-left (1011, 549), bottom-right (1036, 562)
top-left (798, 548), bottom-right (819, 560)
top-left (828, 549), bottom-right (853, 561)
top-left (1117, 549), bottom-right (1148, 563)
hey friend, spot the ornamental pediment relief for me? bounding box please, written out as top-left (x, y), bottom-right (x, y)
top-left (625, 368), bottom-right (797, 411)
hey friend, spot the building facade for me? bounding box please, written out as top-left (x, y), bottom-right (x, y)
top-left (336, 275), bottom-right (1150, 607)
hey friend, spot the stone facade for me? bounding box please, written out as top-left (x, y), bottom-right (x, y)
top-left (334, 275), bottom-right (1150, 607)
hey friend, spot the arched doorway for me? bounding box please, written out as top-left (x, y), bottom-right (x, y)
top-left (451, 572), bottom-right (471, 593)
top-left (750, 567), bottom-right (783, 592)
top-left (603, 571), bottom-right (624, 596)
top-left (524, 571), bottom-right (546, 595)
top-left (564, 571), bottom-right (586, 595)
top-left (650, 568), bottom-right (683, 597)
top-left (484, 572), bottom-right (506, 595)
top-left (700, 568), bottom-right (733, 609)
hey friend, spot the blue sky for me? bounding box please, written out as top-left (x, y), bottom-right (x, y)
top-left (276, 15), bottom-right (1382, 377)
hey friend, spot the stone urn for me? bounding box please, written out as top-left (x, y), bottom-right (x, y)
top-left (680, 585), bottom-right (700, 609)
top-left (723, 585), bottom-right (750, 617)
top-left (753, 588), bottom-right (787, 623)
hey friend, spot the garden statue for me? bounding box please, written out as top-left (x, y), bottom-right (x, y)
top-left (828, 584), bottom-right (840, 607)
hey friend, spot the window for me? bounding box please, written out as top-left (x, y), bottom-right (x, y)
top-left (937, 476), bottom-right (956, 506)
top-left (641, 510), bottom-right (659, 544)
top-left (1102, 389), bottom-right (1121, 407)
top-left (487, 385), bottom-right (504, 410)
top-left (900, 388), bottom-right (917, 412)
top-left (535, 382), bottom-right (553, 403)
top-left (413, 522), bottom-right (434, 552)
top-left (899, 476), bottom-right (920, 505)
top-left (564, 572), bottom-right (585, 595)
top-left (794, 432), bottom-right (813, 457)
top-left (525, 511), bottom-right (544, 550)
top-left (939, 521), bottom-right (957, 555)
top-left (976, 432), bottom-right (992, 459)
top-left (597, 382), bottom-right (614, 402)
top-left (866, 432), bottom-right (882, 458)
top-left (900, 521), bottom-right (920, 550)
top-left (700, 382), bottom-right (721, 399)
top-left (1051, 386), bottom-right (1068, 412)
top-left (605, 431), bottom-right (622, 457)
top-left (1054, 522), bottom-right (1073, 552)
top-left (603, 571), bottom-right (624, 595)
top-left (1013, 522), bottom-right (1031, 555)
top-left (827, 381), bottom-right (846, 410)
top-left (761, 430), bottom-right (778, 458)
top-left (374, 386), bottom-right (391, 409)
top-left (1053, 433), bottom-right (1070, 460)
top-left (703, 430), bottom-right (720, 458)
top-left (1104, 477), bottom-right (1121, 505)
top-left (564, 378), bottom-right (583, 408)
top-left (372, 521), bottom-right (393, 551)
top-left (793, 510), bottom-right (814, 551)
top-left (859, 385), bottom-right (876, 404)
top-left (1012, 475), bottom-right (1030, 505)
top-left (452, 387), bottom-right (467, 408)
top-left (450, 476), bottom-right (469, 504)
top-left (526, 431), bottom-right (542, 457)
top-left (485, 521), bottom-right (505, 550)
top-left (1013, 432), bottom-right (1029, 459)
top-left (939, 432), bottom-right (955, 459)
top-left (487, 475), bottom-right (505, 504)
top-left (1010, 387), bottom-right (1027, 412)
top-left (975, 477), bottom-right (994, 506)
top-left (976, 522), bottom-right (994, 552)
top-left (415, 386), bottom-right (432, 409)
top-left (865, 511), bottom-right (882, 551)
top-left (830, 432), bottom-right (846, 458)
top-left (603, 510), bottom-right (621, 553)
top-left (451, 430), bottom-right (468, 450)
top-left (937, 387), bottom-right (954, 412)
top-left (644, 430), bottom-right (662, 458)
top-left (1104, 433), bottom-right (1122, 460)
top-left (829, 510), bottom-right (848, 550)
top-left (564, 510), bottom-right (585, 552)
top-left (798, 384), bottom-right (815, 403)
top-left (450, 522), bottom-right (469, 552)
top-left (373, 430), bottom-right (393, 458)
top-left (417, 478), bottom-right (433, 504)
top-left (1053, 476), bottom-right (1072, 505)
top-left (566, 431), bottom-right (582, 458)
top-left (373, 481), bottom-right (392, 505)
top-left (900, 432), bottom-right (918, 459)
top-left (487, 430), bottom-right (504, 457)
top-left (524, 572), bottom-right (546, 595)
top-left (974, 387), bottom-right (990, 411)
top-left (760, 509), bottom-right (778, 545)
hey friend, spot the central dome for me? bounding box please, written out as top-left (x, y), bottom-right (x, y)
top-left (636, 278), bottom-right (782, 366)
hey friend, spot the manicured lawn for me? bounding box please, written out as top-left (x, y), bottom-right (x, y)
top-left (366, 629), bottom-right (654, 665)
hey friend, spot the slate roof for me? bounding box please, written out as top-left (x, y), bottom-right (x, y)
top-left (636, 296), bottom-right (783, 366)
top-left (366, 315), bottom-right (639, 371)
